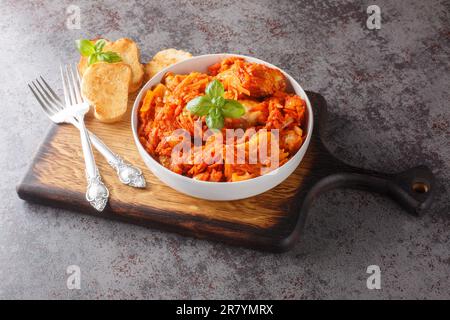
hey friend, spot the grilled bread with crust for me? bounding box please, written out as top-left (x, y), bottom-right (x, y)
top-left (78, 38), bottom-right (144, 93)
top-left (144, 49), bottom-right (192, 82)
top-left (81, 62), bottom-right (132, 123)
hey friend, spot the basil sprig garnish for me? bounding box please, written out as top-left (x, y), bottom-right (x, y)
top-left (76, 39), bottom-right (122, 66)
top-left (186, 80), bottom-right (245, 129)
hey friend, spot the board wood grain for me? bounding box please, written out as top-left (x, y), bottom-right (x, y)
top-left (17, 92), bottom-right (435, 251)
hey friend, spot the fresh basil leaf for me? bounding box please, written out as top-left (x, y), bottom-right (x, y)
top-left (98, 51), bottom-right (122, 63)
top-left (97, 53), bottom-right (107, 62)
top-left (186, 96), bottom-right (212, 116)
top-left (76, 39), bottom-right (95, 57)
top-left (222, 99), bottom-right (246, 118)
top-left (212, 96), bottom-right (226, 108)
top-left (88, 53), bottom-right (98, 65)
top-left (94, 39), bottom-right (106, 52)
top-left (108, 52), bottom-right (122, 62)
top-left (206, 107), bottom-right (224, 129)
top-left (205, 79), bottom-right (224, 99)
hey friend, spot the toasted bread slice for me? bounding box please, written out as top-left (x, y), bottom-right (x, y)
top-left (153, 48), bottom-right (193, 65)
top-left (81, 62), bottom-right (132, 123)
top-left (144, 49), bottom-right (192, 82)
top-left (144, 60), bottom-right (166, 82)
top-left (104, 38), bottom-right (144, 92)
top-left (78, 38), bottom-right (144, 93)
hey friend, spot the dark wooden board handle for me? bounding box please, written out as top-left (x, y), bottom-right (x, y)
top-left (279, 92), bottom-right (436, 250)
top-left (301, 165), bottom-right (435, 219)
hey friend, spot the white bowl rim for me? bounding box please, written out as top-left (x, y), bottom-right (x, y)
top-left (131, 53), bottom-right (314, 186)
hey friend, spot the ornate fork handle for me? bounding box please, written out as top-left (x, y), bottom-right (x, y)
top-left (77, 119), bottom-right (109, 212)
top-left (68, 119), bottom-right (146, 188)
top-left (83, 129), bottom-right (146, 189)
top-left (77, 116), bottom-right (109, 212)
top-left (85, 169), bottom-right (109, 211)
top-left (108, 155), bottom-right (146, 188)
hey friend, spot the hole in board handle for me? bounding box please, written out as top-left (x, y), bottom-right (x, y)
top-left (412, 182), bottom-right (429, 194)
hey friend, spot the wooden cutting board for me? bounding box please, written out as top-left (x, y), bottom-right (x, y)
top-left (17, 91), bottom-right (435, 252)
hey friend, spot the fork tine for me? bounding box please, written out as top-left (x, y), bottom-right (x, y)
top-left (39, 76), bottom-right (64, 111)
top-left (35, 78), bottom-right (61, 114)
top-left (64, 65), bottom-right (77, 105)
top-left (75, 67), bottom-right (82, 85)
top-left (75, 67), bottom-right (85, 102)
top-left (34, 81), bottom-right (59, 116)
top-left (60, 65), bottom-right (71, 106)
top-left (75, 67), bottom-right (84, 102)
top-left (29, 81), bottom-right (55, 117)
top-left (31, 81), bottom-right (53, 111)
top-left (69, 64), bottom-right (83, 104)
top-left (28, 83), bottom-right (48, 112)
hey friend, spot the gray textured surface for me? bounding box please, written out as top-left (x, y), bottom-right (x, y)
top-left (1, 0), bottom-right (449, 299)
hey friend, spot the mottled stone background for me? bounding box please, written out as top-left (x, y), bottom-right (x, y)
top-left (0, 0), bottom-right (448, 299)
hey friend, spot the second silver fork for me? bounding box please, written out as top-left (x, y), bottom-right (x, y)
top-left (60, 65), bottom-right (110, 211)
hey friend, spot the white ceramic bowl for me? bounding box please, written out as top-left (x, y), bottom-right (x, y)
top-left (131, 54), bottom-right (313, 200)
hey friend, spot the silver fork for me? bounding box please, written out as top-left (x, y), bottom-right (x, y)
top-left (28, 66), bottom-right (110, 211)
top-left (61, 65), bottom-right (111, 211)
